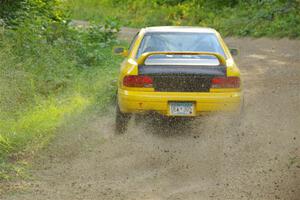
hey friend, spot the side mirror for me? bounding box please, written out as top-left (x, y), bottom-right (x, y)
top-left (230, 48), bottom-right (239, 56)
top-left (113, 47), bottom-right (128, 57)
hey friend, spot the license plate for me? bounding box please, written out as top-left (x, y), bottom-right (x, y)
top-left (169, 102), bottom-right (195, 116)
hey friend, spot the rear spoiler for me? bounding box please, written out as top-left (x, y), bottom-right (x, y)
top-left (137, 51), bottom-right (226, 66)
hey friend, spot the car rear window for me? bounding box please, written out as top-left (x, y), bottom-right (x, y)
top-left (136, 32), bottom-right (226, 64)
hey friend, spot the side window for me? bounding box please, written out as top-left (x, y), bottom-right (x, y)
top-left (128, 32), bottom-right (139, 53)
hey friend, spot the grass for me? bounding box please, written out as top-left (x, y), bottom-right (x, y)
top-left (0, 95), bottom-right (89, 180)
top-left (0, 21), bottom-right (124, 180)
top-left (0, 48), bottom-right (122, 180)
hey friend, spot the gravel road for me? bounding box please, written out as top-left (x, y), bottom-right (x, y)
top-left (2, 29), bottom-right (300, 200)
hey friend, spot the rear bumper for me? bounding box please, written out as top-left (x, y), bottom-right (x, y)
top-left (118, 89), bottom-right (242, 116)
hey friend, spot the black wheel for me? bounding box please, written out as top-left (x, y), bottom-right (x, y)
top-left (115, 105), bottom-right (131, 134)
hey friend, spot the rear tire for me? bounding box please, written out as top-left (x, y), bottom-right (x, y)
top-left (115, 105), bottom-right (131, 134)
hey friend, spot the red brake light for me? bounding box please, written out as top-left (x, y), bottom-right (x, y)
top-left (123, 75), bottom-right (153, 88)
top-left (211, 77), bottom-right (240, 88)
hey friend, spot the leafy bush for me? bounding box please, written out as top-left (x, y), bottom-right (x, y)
top-left (0, 0), bottom-right (122, 179)
top-left (0, 0), bottom-right (66, 27)
top-left (66, 0), bottom-right (300, 38)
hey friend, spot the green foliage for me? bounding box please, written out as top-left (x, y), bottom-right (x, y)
top-left (0, 0), bottom-right (66, 27)
top-left (0, 0), bottom-right (122, 179)
top-left (66, 0), bottom-right (300, 38)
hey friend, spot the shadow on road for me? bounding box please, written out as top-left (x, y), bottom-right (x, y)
top-left (133, 113), bottom-right (198, 137)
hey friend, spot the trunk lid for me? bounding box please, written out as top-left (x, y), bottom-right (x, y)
top-left (139, 64), bottom-right (226, 92)
top-left (137, 52), bottom-right (227, 92)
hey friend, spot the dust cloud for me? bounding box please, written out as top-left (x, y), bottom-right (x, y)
top-left (2, 37), bottom-right (300, 200)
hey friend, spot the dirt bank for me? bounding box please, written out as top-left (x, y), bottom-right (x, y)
top-left (1, 32), bottom-right (300, 200)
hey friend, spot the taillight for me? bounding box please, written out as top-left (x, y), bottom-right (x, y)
top-left (123, 75), bottom-right (153, 88)
top-left (211, 77), bottom-right (240, 88)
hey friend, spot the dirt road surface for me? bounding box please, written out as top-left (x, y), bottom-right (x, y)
top-left (2, 29), bottom-right (300, 200)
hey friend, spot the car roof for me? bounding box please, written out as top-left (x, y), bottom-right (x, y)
top-left (142, 26), bottom-right (217, 34)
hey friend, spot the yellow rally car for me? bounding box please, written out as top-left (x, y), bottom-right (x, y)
top-left (114, 27), bottom-right (242, 133)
